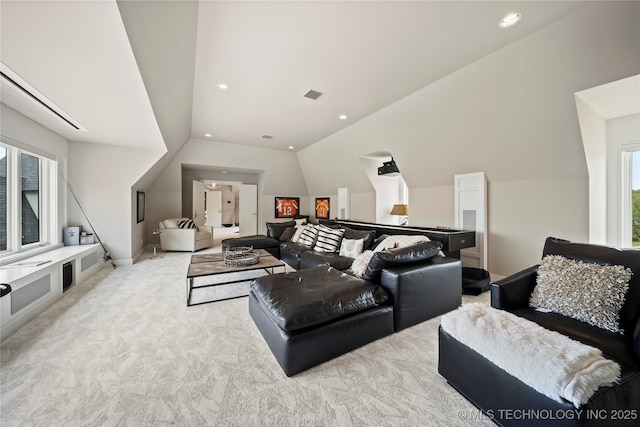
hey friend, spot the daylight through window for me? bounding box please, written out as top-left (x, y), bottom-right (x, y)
top-left (0, 142), bottom-right (56, 259)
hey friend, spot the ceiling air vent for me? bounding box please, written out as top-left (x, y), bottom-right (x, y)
top-left (262, 135), bottom-right (273, 139)
top-left (304, 89), bottom-right (324, 101)
top-left (0, 62), bottom-right (87, 131)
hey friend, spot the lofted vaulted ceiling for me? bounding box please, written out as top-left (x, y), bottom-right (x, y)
top-left (1, 1), bottom-right (604, 154)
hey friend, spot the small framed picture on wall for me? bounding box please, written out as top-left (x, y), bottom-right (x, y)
top-left (315, 197), bottom-right (330, 220)
top-left (137, 191), bottom-right (145, 223)
top-left (275, 197), bottom-right (300, 218)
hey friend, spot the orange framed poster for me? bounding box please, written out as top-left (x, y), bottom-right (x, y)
top-left (315, 197), bottom-right (330, 220)
top-left (275, 197), bottom-right (299, 218)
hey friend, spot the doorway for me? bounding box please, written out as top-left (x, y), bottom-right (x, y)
top-left (192, 181), bottom-right (257, 237)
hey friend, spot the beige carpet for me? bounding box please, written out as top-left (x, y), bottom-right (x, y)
top-left (1, 241), bottom-right (493, 427)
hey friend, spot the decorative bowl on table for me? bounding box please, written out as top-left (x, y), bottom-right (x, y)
top-left (224, 246), bottom-right (259, 266)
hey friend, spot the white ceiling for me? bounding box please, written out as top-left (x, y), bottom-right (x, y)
top-left (5, 1), bottom-right (633, 154)
top-left (575, 74), bottom-right (640, 120)
top-left (0, 0), bottom-right (165, 151)
top-left (190, 1), bottom-right (585, 151)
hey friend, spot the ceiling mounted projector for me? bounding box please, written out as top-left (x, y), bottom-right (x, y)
top-left (378, 158), bottom-right (400, 176)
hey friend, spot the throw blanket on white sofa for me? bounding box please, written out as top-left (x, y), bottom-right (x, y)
top-left (440, 303), bottom-right (620, 408)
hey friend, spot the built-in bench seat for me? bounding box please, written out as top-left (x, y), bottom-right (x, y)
top-left (0, 244), bottom-right (105, 340)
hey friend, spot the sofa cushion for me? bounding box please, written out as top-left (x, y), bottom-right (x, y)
top-left (279, 240), bottom-right (308, 257)
top-left (222, 235), bottom-right (280, 250)
top-left (529, 254), bottom-right (632, 334)
top-left (162, 217), bottom-right (188, 228)
top-left (266, 221), bottom-right (296, 239)
top-left (373, 235), bottom-right (430, 251)
top-left (290, 226), bottom-right (305, 243)
top-left (372, 234), bottom-right (391, 250)
top-left (297, 224), bottom-right (319, 248)
top-left (279, 226), bottom-right (296, 242)
top-left (250, 266), bottom-right (389, 332)
top-left (343, 228), bottom-right (376, 250)
top-left (339, 238), bottom-right (365, 258)
top-left (299, 251), bottom-right (354, 271)
top-left (542, 237), bottom-right (640, 336)
top-left (362, 241), bottom-right (443, 282)
top-left (313, 225), bottom-right (345, 253)
top-left (512, 307), bottom-right (638, 367)
top-left (177, 219), bottom-right (197, 229)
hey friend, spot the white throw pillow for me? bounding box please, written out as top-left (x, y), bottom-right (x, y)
top-left (373, 235), bottom-right (444, 256)
top-left (349, 250), bottom-right (374, 278)
top-left (162, 218), bottom-right (188, 229)
top-left (373, 235), bottom-right (428, 252)
top-left (339, 238), bottom-right (364, 258)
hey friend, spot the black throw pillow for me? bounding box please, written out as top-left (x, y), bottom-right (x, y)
top-left (279, 226), bottom-right (296, 242)
top-left (343, 227), bottom-right (376, 250)
top-left (362, 241), bottom-right (443, 282)
top-left (266, 221), bottom-right (296, 239)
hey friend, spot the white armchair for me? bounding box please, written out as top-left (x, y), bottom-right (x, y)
top-left (158, 218), bottom-right (213, 252)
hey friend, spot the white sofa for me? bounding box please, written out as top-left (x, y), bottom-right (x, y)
top-left (158, 218), bottom-right (213, 252)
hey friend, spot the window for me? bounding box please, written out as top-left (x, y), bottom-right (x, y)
top-left (633, 152), bottom-right (640, 247)
top-left (0, 142), bottom-right (57, 260)
top-left (0, 146), bottom-right (6, 251)
top-left (620, 142), bottom-right (640, 248)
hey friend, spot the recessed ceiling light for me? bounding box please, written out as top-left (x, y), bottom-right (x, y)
top-left (338, 114), bottom-right (348, 120)
top-left (204, 133), bottom-right (212, 137)
top-left (217, 83), bottom-right (229, 91)
top-left (220, 170), bottom-right (229, 174)
top-left (288, 146), bottom-right (294, 150)
top-left (499, 12), bottom-right (522, 29)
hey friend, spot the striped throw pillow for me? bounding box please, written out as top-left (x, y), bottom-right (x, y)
top-left (313, 225), bottom-right (345, 253)
top-left (297, 224), bottom-right (319, 248)
top-left (177, 219), bottom-right (197, 229)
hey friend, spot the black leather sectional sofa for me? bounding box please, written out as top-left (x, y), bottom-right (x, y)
top-left (244, 220), bottom-right (464, 376)
top-left (439, 237), bottom-right (640, 426)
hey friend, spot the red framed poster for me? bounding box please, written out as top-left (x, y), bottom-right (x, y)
top-left (275, 197), bottom-right (300, 218)
top-left (315, 197), bottom-right (330, 219)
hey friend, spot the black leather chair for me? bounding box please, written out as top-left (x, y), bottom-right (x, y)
top-left (438, 237), bottom-right (640, 426)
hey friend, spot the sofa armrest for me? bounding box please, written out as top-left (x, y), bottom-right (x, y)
top-left (159, 228), bottom-right (197, 251)
top-left (197, 225), bottom-right (213, 234)
top-left (381, 256), bottom-right (461, 332)
top-left (490, 265), bottom-right (539, 311)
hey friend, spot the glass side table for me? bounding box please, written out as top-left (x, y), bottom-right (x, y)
top-left (151, 228), bottom-right (163, 259)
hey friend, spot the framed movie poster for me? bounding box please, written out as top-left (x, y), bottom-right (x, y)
top-left (275, 197), bottom-right (299, 218)
top-left (137, 191), bottom-right (145, 223)
top-left (315, 197), bottom-right (330, 220)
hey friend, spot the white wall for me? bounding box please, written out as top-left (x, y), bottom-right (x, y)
top-left (68, 142), bottom-right (162, 264)
top-left (575, 97), bottom-right (608, 244)
top-left (297, 2), bottom-right (640, 276)
top-left (0, 104), bottom-right (69, 246)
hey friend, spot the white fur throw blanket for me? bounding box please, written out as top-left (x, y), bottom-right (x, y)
top-left (440, 303), bottom-right (620, 408)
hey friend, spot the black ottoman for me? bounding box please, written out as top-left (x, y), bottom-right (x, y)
top-left (249, 266), bottom-right (394, 376)
top-left (222, 234), bottom-right (280, 258)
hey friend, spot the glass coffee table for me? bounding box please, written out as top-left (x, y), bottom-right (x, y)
top-left (186, 250), bottom-right (285, 306)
